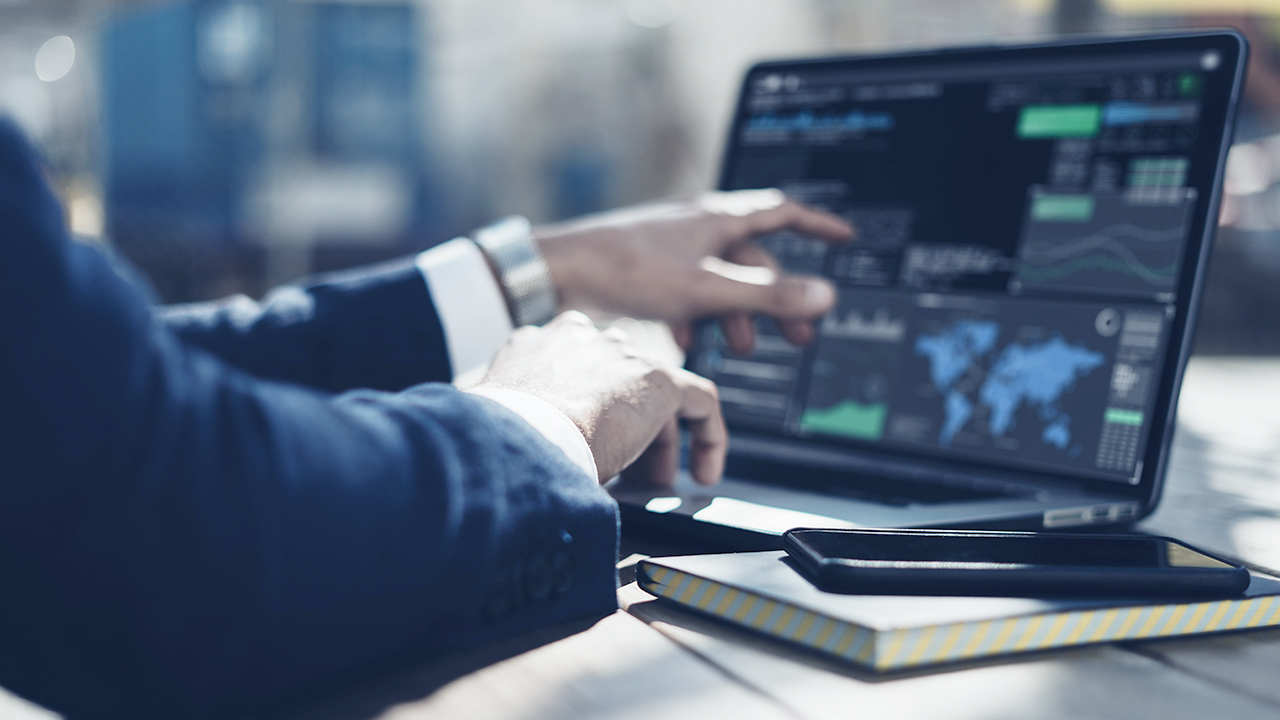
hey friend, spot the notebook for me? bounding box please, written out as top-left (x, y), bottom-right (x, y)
top-left (610, 31), bottom-right (1249, 547)
top-left (637, 551), bottom-right (1280, 672)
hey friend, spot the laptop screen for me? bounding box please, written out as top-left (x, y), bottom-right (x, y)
top-left (691, 34), bottom-right (1243, 488)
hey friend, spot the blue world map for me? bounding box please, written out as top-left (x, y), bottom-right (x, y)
top-left (914, 320), bottom-right (1105, 450)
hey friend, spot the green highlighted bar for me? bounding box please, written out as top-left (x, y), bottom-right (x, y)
top-left (800, 401), bottom-right (887, 440)
top-left (1031, 194), bottom-right (1095, 222)
top-left (1130, 173), bottom-right (1181, 186)
top-left (1017, 104), bottom-right (1101, 138)
top-left (1105, 408), bottom-right (1145, 426)
top-left (1132, 158), bottom-right (1188, 172)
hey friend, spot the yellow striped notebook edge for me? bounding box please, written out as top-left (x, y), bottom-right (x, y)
top-left (637, 561), bottom-right (878, 664)
top-left (635, 561), bottom-right (1280, 672)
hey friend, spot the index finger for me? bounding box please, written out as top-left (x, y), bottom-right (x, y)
top-left (672, 368), bottom-right (728, 485)
top-left (742, 197), bottom-right (855, 244)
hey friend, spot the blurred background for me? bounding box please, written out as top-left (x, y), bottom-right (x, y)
top-left (1, 0), bottom-right (1279, 352)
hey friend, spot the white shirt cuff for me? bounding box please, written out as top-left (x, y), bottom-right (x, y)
top-left (465, 387), bottom-right (598, 482)
top-left (415, 239), bottom-right (513, 384)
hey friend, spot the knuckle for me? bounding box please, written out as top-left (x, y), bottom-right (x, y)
top-left (602, 326), bottom-right (631, 344)
top-left (647, 364), bottom-right (679, 392)
top-left (555, 310), bottom-right (593, 327)
top-left (701, 377), bottom-right (720, 402)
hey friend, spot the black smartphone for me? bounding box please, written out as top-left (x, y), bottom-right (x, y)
top-left (783, 528), bottom-right (1250, 597)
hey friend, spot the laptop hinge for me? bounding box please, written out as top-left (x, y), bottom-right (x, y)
top-left (1043, 502), bottom-right (1142, 528)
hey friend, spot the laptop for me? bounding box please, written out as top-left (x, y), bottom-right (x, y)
top-left (608, 31), bottom-right (1248, 550)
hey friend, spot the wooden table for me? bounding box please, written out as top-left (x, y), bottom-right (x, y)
top-left (3, 357), bottom-right (1278, 720)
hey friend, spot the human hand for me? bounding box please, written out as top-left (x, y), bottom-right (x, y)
top-left (534, 189), bottom-right (853, 353)
top-left (471, 311), bottom-right (726, 486)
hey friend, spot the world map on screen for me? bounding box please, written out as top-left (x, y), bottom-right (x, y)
top-left (915, 320), bottom-right (1106, 451)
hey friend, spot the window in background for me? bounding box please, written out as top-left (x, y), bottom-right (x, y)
top-left (0, 0), bottom-right (1278, 354)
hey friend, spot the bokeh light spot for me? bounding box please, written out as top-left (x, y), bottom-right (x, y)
top-left (35, 35), bottom-right (75, 82)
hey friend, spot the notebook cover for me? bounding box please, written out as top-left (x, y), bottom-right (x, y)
top-left (637, 551), bottom-right (1280, 671)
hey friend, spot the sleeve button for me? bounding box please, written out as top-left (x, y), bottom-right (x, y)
top-left (526, 554), bottom-right (553, 603)
top-left (551, 550), bottom-right (574, 597)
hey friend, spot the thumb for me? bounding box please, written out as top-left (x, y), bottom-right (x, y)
top-left (697, 257), bottom-right (837, 319)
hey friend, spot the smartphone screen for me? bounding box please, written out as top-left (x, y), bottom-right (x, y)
top-left (794, 530), bottom-right (1234, 569)
top-left (784, 529), bottom-right (1249, 597)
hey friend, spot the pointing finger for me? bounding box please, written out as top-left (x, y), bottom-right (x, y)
top-left (706, 190), bottom-right (852, 243)
top-left (696, 257), bottom-right (837, 320)
top-left (744, 198), bottom-right (854, 244)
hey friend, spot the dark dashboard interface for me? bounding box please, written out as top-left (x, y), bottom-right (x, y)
top-left (694, 39), bottom-right (1238, 486)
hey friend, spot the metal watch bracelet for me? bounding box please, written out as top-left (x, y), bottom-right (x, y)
top-left (470, 215), bottom-right (559, 327)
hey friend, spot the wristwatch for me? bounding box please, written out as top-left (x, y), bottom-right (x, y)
top-left (471, 215), bottom-right (559, 327)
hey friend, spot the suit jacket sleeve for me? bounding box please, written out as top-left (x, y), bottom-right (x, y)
top-left (156, 257), bottom-right (454, 392)
top-left (0, 121), bottom-right (619, 719)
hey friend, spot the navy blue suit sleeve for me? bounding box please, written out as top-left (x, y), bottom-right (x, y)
top-left (156, 257), bottom-right (454, 391)
top-left (0, 121), bottom-right (618, 719)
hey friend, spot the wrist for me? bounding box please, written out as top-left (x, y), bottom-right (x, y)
top-left (465, 386), bottom-right (598, 481)
top-left (532, 225), bottom-right (575, 312)
top-left (534, 222), bottom-right (621, 317)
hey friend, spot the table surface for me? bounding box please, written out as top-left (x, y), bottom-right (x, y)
top-left (2, 357), bottom-right (1278, 720)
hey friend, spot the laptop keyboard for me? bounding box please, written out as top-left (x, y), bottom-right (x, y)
top-left (724, 456), bottom-right (1033, 507)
